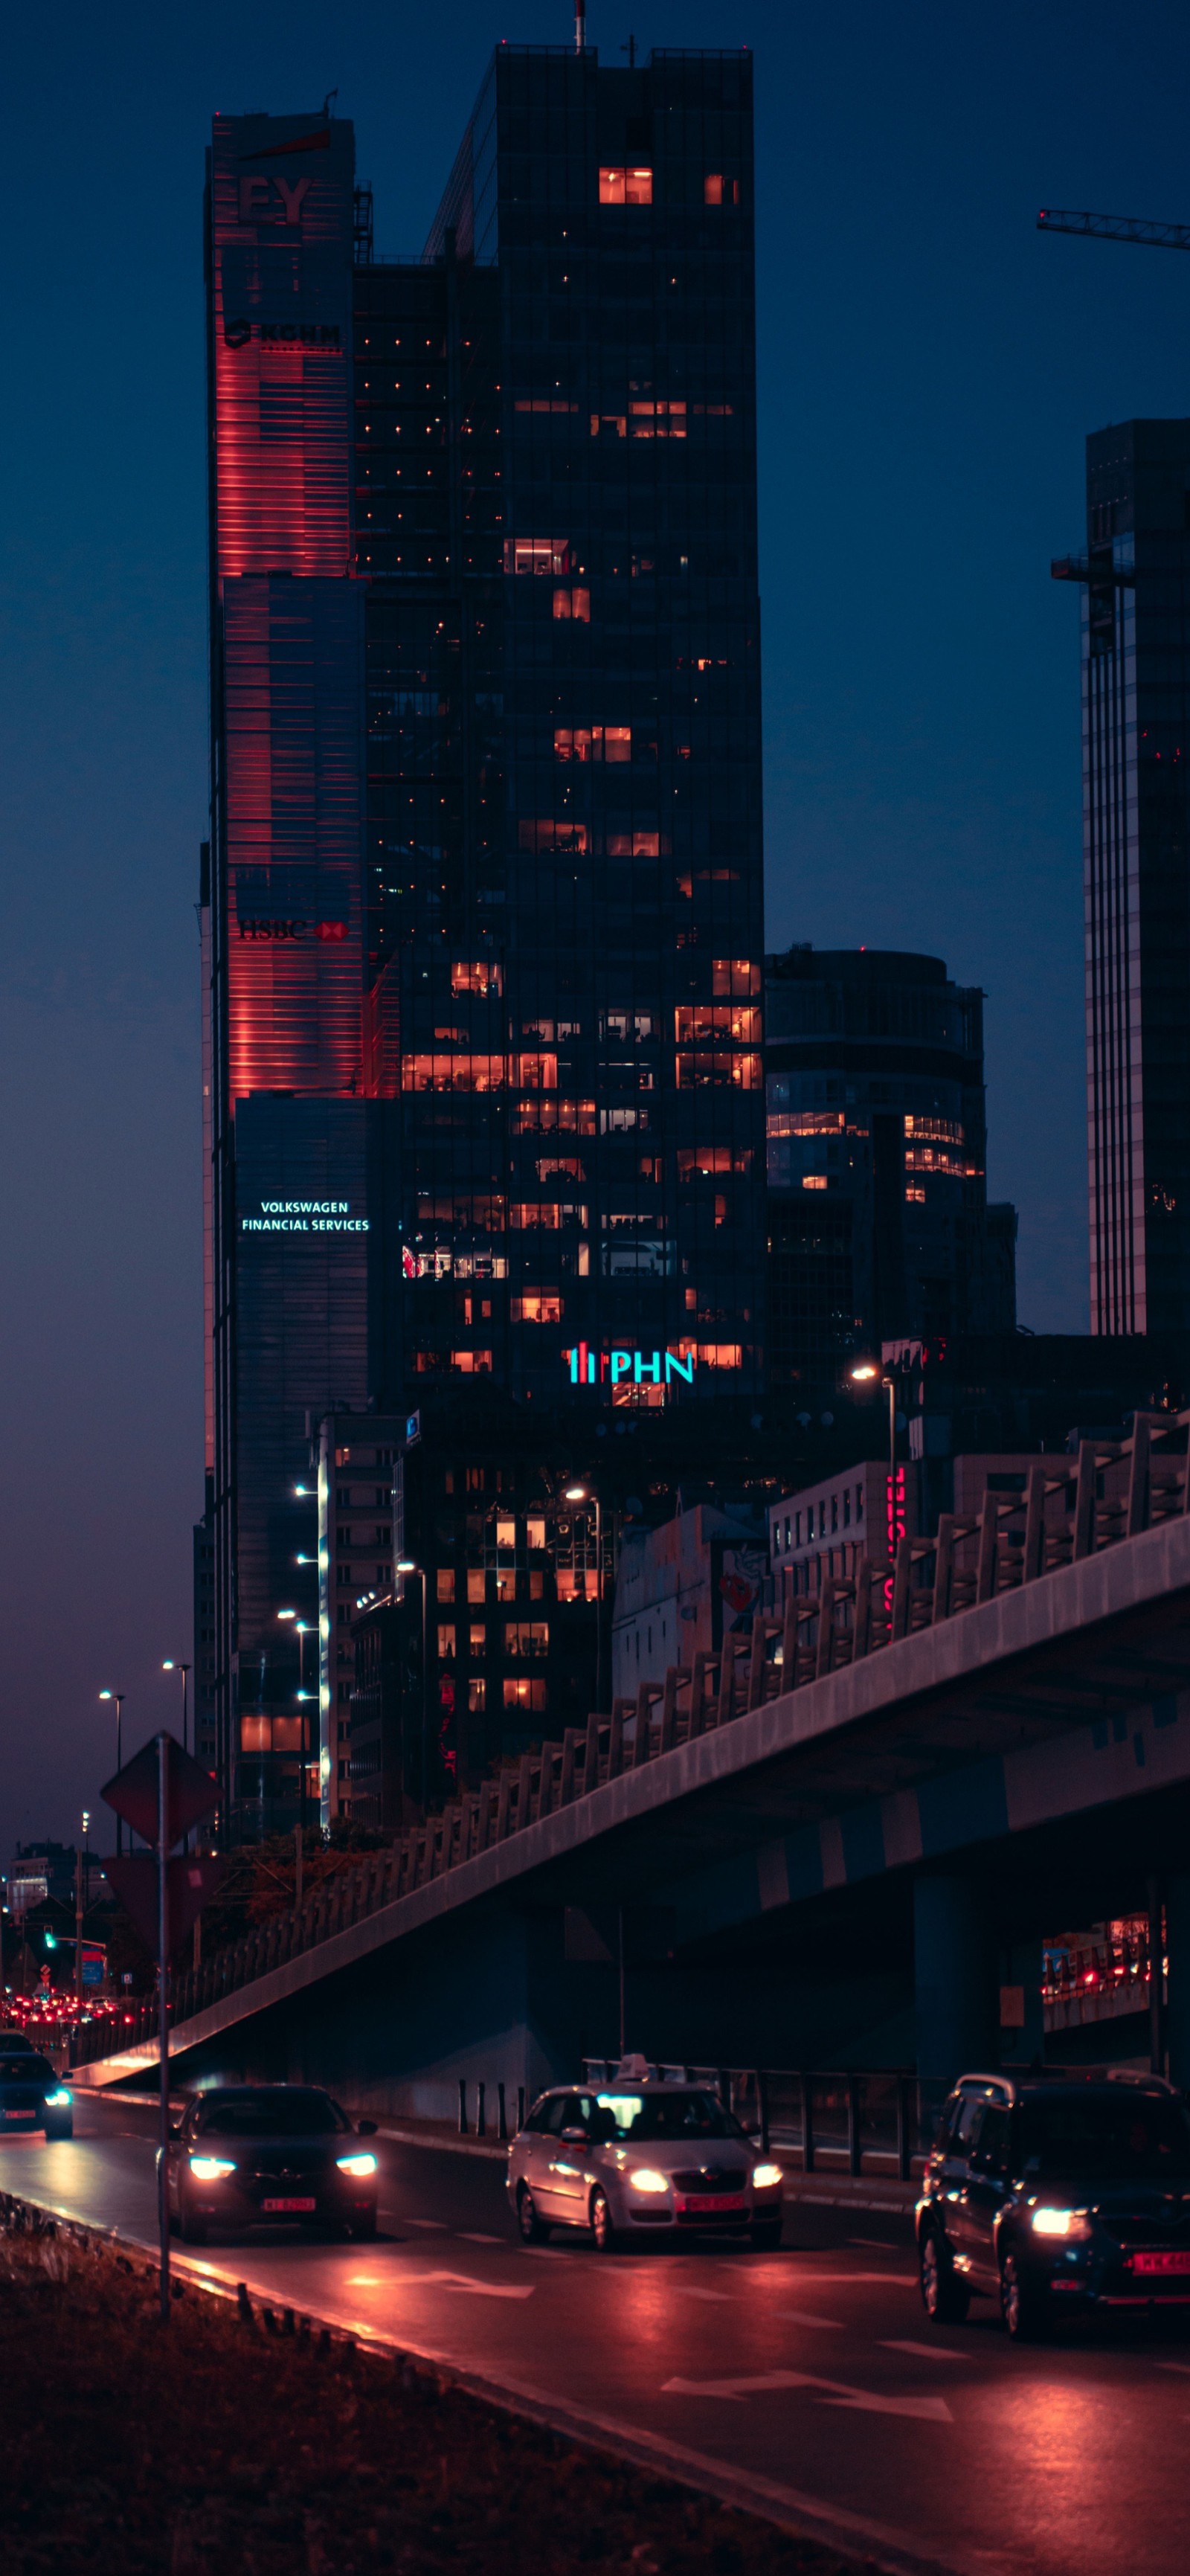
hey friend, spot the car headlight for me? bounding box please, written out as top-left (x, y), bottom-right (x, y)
top-left (751, 2162), bottom-right (783, 2190)
top-left (44, 2090), bottom-right (72, 2110)
top-left (188, 2154), bottom-right (237, 2181)
top-left (1031, 2206), bottom-right (1092, 2241)
top-left (628, 2167), bottom-right (670, 2194)
top-left (335, 2152), bottom-right (379, 2177)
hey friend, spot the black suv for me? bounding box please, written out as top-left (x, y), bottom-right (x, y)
top-left (916, 2071), bottom-right (1190, 2339)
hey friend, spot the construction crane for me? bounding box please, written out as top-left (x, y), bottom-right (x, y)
top-left (1037, 207), bottom-right (1190, 253)
top-left (1038, 208), bottom-right (1189, 591)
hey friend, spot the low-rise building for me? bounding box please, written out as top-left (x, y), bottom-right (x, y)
top-left (611, 1503), bottom-right (767, 1700)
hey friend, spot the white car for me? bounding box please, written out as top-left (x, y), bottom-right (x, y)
top-left (506, 2080), bottom-right (784, 2251)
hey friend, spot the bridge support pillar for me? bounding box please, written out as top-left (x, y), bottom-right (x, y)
top-left (1163, 1875), bottom-right (1190, 2087)
top-left (913, 1875), bottom-right (998, 2095)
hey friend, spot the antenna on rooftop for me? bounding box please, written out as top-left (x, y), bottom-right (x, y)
top-left (322, 87), bottom-right (338, 119)
top-left (575, 0), bottom-right (586, 53)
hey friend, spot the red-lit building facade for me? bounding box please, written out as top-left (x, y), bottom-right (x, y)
top-left (204, 51), bottom-right (766, 1836)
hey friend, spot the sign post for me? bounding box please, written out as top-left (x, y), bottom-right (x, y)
top-left (101, 1734), bottom-right (221, 2326)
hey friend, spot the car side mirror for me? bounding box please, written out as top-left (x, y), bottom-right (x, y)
top-left (356, 2119), bottom-right (378, 2136)
top-left (559, 2125), bottom-right (588, 2145)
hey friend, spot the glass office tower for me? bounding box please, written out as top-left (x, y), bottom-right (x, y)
top-left (205, 48), bottom-right (766, 1834)
top-left (1068, 422), bottom-right (1190, 1334)
top-left (765, 947), bottom-right (1016, 1388)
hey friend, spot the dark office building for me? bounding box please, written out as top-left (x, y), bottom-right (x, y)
top-left (765, 947), bottom-right (1017, 1388)
top-left (1063, 422), bottom-right (1190, 1336)
top-left (203, 47), bottom-right (765, 1833)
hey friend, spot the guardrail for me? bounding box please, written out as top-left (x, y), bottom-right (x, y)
top-left (579, 2061), bottom-right (933, 2177)
top-left (71, 1410), bottom-right (1190, 2072)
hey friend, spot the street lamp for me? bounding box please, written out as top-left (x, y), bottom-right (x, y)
top-left (396, 1561), bottom-right (430, 1812)
top-left (99, 1692), bottom-right (124, 1853)
top-left (849, 1361), bottom-right (899, 1562)
top-left (295, 1621), bottom-right (315, 1831)
top-left (564, 1484), bottom-right (605, 1711)
top-left (75, 1812), bottom-right (90, 2013)
top-left (161, 1660), bottom-right (190, 1758)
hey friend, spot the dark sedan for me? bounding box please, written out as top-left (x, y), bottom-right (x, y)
top-left (163, 2086), bottom-right (379, 2243)
top-left (0, 2052), bottom-right (73, 2139)
top-left (918, 2071), bottom-right (1190, 2338)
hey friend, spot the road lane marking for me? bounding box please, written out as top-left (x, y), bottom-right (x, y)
top-left (775, 2309), bottom-right (843, 2329)
top-left (774, 2270), bottom-right (917, 2286)
top-left (662, 2369), bottom-right (952, 2422)
top-left (457, 2232), bottom-right (502, 2243)
top-left (881, 2340), bottom-right (973, 2363)
top-left (675, 2286), bottom-right (734, 2302)
top-left (849, 2235), bottom-right (904, 2250)
top-left (1157, 2361), bottom-right (1190, 2374)
top-left (404, 2217), bottom-right (448, 2228)
top-left (416, 2270), bottom-right (535, 2300)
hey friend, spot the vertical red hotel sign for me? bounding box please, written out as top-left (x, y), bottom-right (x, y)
top-left (209, 115), bottom-right (363, 1109)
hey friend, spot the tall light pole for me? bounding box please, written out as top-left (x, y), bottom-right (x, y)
top-left (161, 1660), bottom-right (190, 1758)
top-left (99, 1692), bottom-right (124, 1853)
top-left (295, 1621), bottom-right (315, 1834)
top-left (75, 1812), bottom-right (89, 2014)
top-left (565, 1485), bottom-right (605, 1711)
top-left (849, 1362), bottom-right (899, 1563)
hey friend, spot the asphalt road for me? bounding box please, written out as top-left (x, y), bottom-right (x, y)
top-left (3, 2097), bottom-right (1189, 2576)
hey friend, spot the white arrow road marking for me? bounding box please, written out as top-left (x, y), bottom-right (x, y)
top-left (881, 2340), bottom-right (973, 2363)
top-left (416, 2270), bottom-right (536, 2299)
top-left (662, 2371), bottom-right (952, 2421)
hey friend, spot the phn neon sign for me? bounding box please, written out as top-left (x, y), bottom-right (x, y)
top-left (567, 1343), bottom-right (695, 1387)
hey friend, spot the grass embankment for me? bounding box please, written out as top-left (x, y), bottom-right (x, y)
top-left (0, 2203), bottom-right (875, 2576)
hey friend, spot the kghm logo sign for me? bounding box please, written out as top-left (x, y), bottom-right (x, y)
top-left (566, 1343), bottom-right (695, 1387)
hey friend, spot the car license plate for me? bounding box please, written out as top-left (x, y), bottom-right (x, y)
top-left (3, 2110), bottom-right (30, 2121)
top-left (1128, 2249), bottom-right (1190, 2275)
top-left (679, 2191), bottom-right (747, 2213)
top-left (262, 2196), bottom-right (316, 2213)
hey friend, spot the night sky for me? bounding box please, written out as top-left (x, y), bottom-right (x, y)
top-left (3, 0), bottom-right (1189, 1844)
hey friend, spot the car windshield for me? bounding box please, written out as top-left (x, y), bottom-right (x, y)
top-left (596, 2090), bottom-right (744, 2141)
top-left (1020, 2093), bottom-right (1190, 2180)
top-left (197, 2093), bottom-right (344, 2137)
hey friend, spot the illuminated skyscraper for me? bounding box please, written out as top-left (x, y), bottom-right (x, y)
top-left (204, 48), bottom-right (765, 1833)
top-left (1066, 422), bottom-right (1190, 1334)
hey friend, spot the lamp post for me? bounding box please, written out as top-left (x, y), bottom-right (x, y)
top-left (849, 1361), bottom-right (900, 1564)
top-left (99, 1693), bottom-right (124, 1854)
top-left (295, 1621), bottom-right (315, 1834)
top-left (396, 1561), bottom-right (429, 1814)
top-left (565, 1485), bottom-right (605, 1711)
top-left (277, 1610), bottom-right (300, 1830)
top-left (75, 1812), bottom-right (89, 2014)
top-left (161, 1661), bottom-right (190, 1758)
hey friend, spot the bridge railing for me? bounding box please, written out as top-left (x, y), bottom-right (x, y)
top-left (72, 1410), bottom-right (1190, 2071)
top-left (578, 2059), bottom-right (940, 2176)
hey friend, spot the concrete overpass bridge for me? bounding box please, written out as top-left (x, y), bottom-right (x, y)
top-left (74, 1415), bottom-right (1190, 2119)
